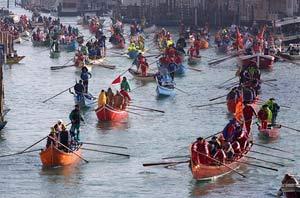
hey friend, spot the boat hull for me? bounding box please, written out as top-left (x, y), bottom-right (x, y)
top-left (239, 54), bottom-right (275, 69)
top-left (50, 51), bottom-right (60, 59)
top-left (6, 56), bottom-right (25, 64)
top-left (39, 144), bottom-right (81, 167)
top-left (95, 105), bottom-right (128, 121)
top-left (128, 68), bottom-right (156, 82)
top-left (188, 56), bottom-right (201, 65)
top-left (258, 126), bottom-right (280, 139)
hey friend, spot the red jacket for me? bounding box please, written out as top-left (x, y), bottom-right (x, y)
top-left (120, 90), bottom-right (131, 101)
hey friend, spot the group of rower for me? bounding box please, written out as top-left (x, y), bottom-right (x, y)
top-left (97, 77), bottom-right (131, 110)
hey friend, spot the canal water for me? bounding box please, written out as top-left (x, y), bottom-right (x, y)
top-left (0, 4), bottom-right (300, 198)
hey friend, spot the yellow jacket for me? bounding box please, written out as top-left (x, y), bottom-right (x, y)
top-left (98, 92), bottom-right (107, 106)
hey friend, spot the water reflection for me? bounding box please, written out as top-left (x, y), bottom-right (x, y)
top-left (96, 120), bottom-right (130, 132)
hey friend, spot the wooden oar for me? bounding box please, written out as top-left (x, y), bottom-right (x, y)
top-left (51, 64), bottom-right (75, 70)
top-left (81, 142), bottom-right (128, 149)
top-left (205, 131), bottom-right (222, 140)
top-left (82, 147), bottom-right (130, 158)
top-left (275, 55), bottom-right (300, 66)
top-left (129, 104), bottom-right (165, 113)
top-left (280, 124), bottom-right (300, 133)
top-left (0, 148), bottom-right (41, 158)
top-left (192, 101), bottom-right (226, 108)
top-left (187, 67), bottom-right (202, 72)
top-left (209, 94), bottom-right (227, 101)
top-left (252, 142), bottom-right (293, 154)
top-left (93, 63), bottom-right (116, 70)
top-left (208, 54), bottom-right (238, 65)
top-left (249, 150), bottom-right (295, 161)
top-left (196, 151), bottom-right (246, 178)
top-left (175, 87), bottom-right (190, 95)
top-left (218, 76), bottom-right (237, 87)
top-left (234, 160), bottom-right (278, 171)
top-left (162, 155), bottom-right (190, 160)
top-left (21, 136), bottom-right (48, 153)
top-left (143, 160), bottom-right (189, 167)
top-left (244, 155), bottom-right (285, 167)
top-left (42, 85), bottom-right (74, 103)
top-left (126, 110), bottom-right (145, 116)
top-left (48, 136), bottom-right (89, 163)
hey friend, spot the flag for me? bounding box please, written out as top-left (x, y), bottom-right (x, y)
top-left (111, 75), bottom-right (121, 85)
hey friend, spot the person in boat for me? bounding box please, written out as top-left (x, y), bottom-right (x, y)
top-left (133, 53), bottom-right (145, 71)
top-left (243, 103), bottom-right (257, 134)
top-left (176, 35), bottom-right (187, 49)
top-left (46, 127), bottom-right (57, 148)
top-left (140, 58), bottom-right (149, 77)
top-left (74, 80), bottom-right (85, 99)
top-left (80, 67), bottom-right (92, 93)
top-left (74, 51), bottom-right (85, 67)
top-left (192, 137), bottom-right (210, 165)
top-left (106, 87), bottom-right (114, 106)
top-left (223, 142), bottom-right (235, 159)
top-left (120, 77), bottom-right (131, 92)
top-left (137, 35), bottom-right (145, 51)
top-left (264, 98), bottom-right (280, 125)
top-left (120, 88), bottom-right (131, 110)
top-left (128, 42), bottom-right (137, 53)
top-left (222, 118), bottom-right (240, 142)
top-left (98, 31), bottom-right (107, 57)
top-left (98, 90), bottom-right (107, 107)
top-left (113, 91), bottom-right (124, 110)
top-left (188, 45), bottom-right (198, 58)
top-left (208, 136), bottom-right (222, 156)
top-left (258, 104), bottom-right (272, 129)
top-left (242, 85), bottom-right (256, 104)
top-left (58, 125), bottom-right (71, 151)
top-left (69, 105), bottom-right (85, 141)
top-left (53, 119), bottom-right (65, 133)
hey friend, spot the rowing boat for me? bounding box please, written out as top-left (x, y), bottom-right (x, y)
top-left (258, 124), bottom-right (281, 139)
top-left (39, 144), bottom-right (82, 167)
top-left (6, 56), bottom-right (25, 64)
top-left (60, 40), bottom-right (79, 52)
top-left (95, 105), bottom-right (128, 121)
top-left (50, 51), bottom-right (60, 59)
top-left (238, 54), bottom-right (275, 70)
top-left (188, 56), bottom-right (201, 65)
top-left (73, 93), bottom-right (96, 108)
top-left (128, 68), bottom-right (156, 82)
top-left (156, 75), bottom-right (175, 97)
top-left (189, 137), bottom-right (252, 180)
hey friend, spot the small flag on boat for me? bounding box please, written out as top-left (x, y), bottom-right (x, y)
top-left (111, 75), bottom-right (121, 84)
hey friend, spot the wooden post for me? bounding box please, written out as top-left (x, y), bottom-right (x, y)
top-left (0, 57), bottom-right (3, 122)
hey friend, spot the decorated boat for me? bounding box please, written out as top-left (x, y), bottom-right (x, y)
top-left (32, 39), bottom-right (50, 47)
top-left (258, 124), bottom-right (281, 139)
top-left (279, 52), bottom-right (300, 61)
top-left (238, 54), bottom-right (275, 70)
top-left (278, 174), bottom-right (300, 198)
top-left (95, 104), bottom-right (128, 121)
top-left (40, 143), bottom-right (82, 167)
top-left (128, 68), bottom-right (156, 82)
top-left (156, 75), bottom-right (175, 97)
top-left (6, 56), bottom-right (25, 64)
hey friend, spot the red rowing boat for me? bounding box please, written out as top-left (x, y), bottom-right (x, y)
top-left (189, 140), bottom-right (251, 181)
top-left (40, 144), bottom-right (82, 167)
top-left (95, 105), bottom-right (128, 121)
top-left (258, 125), bottom-right (281, 139)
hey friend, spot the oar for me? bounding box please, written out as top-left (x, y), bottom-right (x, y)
top-left (129, 104), bottom-right (165, 113)
top-left (187, 67), bottom-right (202, 72)
top-left (175, 87), bottom-right (189, 95)
top-left (82, 147), bottom-right (130, 158)
top-left (51, 64), bottom-right (75, 70)
top-left (143, 160), bottom-right (189, 167)
top-left (244, 155), bottom-right (285, 167)
top-left (249, 150), bottom-right (295, 161)
top-left (196, 151), bottom-right (246, 178)
top-left (48, 136), bottom-right (89, 163)
top-left (192, 101), bottom-right (226, 108)
top-left (126, 110), bottom-right (145, 116)
top-left (162, 155), bottom-right (190, 160)
top-left (234, 160), bottom-right (278, 171)
top-left (42, 85), bottom-right (74, 103)
top-left (275, 55), bottom-right (300, 66)
top-left (280, 124), bottom-right (300, 133)
top-left (50, 58), bottom-right (74, 70)
top-left (218, 76), bottom-right (237, 86)
top-left (205, 131), bottom-right (222, 140)
top-left (0, 148), bottom-right (41, 158)
top-left (209, 94), bottom-right (227, 101)
top-left (81, 142), bottom-right (128, 149)
top-left (93, 63), bottom-right (116, 70)
top-left (21, 136), bottom-right (48, 153)
top-left (252, 142), bottom-right (293, 154)
top-left (208, 54), bottom-right (238, 65)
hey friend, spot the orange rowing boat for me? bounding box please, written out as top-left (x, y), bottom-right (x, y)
top-left (39, 144), bottom-right (82, 167)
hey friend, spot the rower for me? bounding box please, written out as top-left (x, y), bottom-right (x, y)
top-left (258, 104), bottom-right (272, 129)
top-left (264, 98), bottom-right (280, 125)
top-left (121, 77), bottom-right (131, 92)
top-left (98, 90), bottom-right (107, 107)
top-left (58, 125), bottom-right (71, 151)
top-left (80, 67), bottom-right (92, 93)
top-left (46, 127), bottom-right (57, 148)
top-left (69, 105), bottom-right (85, 141)
top-left (106, 88), bottom-right (114, 106)
top-left (74, 80), bottom-right (85, 98)
top-left (222, 118), bottom-right (240, 142)
top-left (120, 88), bottom-right (131, 110)
top-left (113, 91), bottom-right (124, 110)
top-left (53, 119), bottom-right (65, 133)
top-left (140, 58), bottom-right (149, 77)
top-left (193, 137), bottom-right (210, 165)
top-left (243, 103), bottom-right (257, 134)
